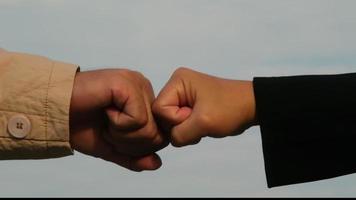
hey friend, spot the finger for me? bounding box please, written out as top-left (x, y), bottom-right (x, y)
top-left (130, 153), bottom-right (163, 171)
top-left (141, 79), bottom-right (168, 146)
top-left (104, 120), bottom-right (169, 157)
top-left (170, 113), bottom-right (205, 147)
top-left (107, 87), bottom-right (148, 131)
top-left (106, 80), bottom-right (167, 145)
top-left (143, 79), bottom-right (174, 142)
top-left (106, 107), bottom-right (142, 132)
top-left (102, 152), bottom-right (162, 172)
top-left (142, 78), bottom-right (156, 105)
top-left (106, 88), bottom-right (163, 144)
top-left (105, 124), bottom-right (165, 150)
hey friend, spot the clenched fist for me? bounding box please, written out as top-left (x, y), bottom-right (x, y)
top-left (153, 67), bottom-right (257, 147)
top-left (69, 69), bottom-right (168, 171)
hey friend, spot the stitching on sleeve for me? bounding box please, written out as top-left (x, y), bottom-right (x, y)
top-left (44, 61), bottom-right (55, 156)
top-left (0, 108), bottom-right (68, 123)
top-left (0, 109), bottom-right (67, 123)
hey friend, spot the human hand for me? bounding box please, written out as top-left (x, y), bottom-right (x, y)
top-left (69, 69), bottom-right (168, 171)
top-left (153, 67), bottom-right (257, 147)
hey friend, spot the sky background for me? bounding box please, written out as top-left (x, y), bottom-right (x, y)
top-left (1, 0), bottom-right (356, 197)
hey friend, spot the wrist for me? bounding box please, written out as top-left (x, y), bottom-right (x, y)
top-left (69, 70), bottom-right (83, 150)
top-left (248, 81), bottom-right (258, 126)
top-left (240, 80), bottom-right (258, 128)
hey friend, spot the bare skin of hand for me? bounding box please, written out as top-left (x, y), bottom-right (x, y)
top-left (153, 67), bottom-right (257, 147)
top-left (69, 69), bottom-right (168, 171)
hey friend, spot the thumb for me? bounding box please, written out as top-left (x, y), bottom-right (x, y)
top-left (102, 152), bottom-right (162, 172)
top-left (153, 92), bottom-right (193, 135)
top-left (154, 105), bottom-right (192, 136)
top-left (152, 78), bottom-right (192, 126)
top-left (153, 104), bottom-right (192, 126)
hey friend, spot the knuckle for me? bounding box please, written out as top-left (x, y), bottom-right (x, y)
top-left (144, 77), bottom-right (153, 89)
top-left (131, 71), bottom-right (151, 88)
top-left (111, 86), bottom-right (126, 103)
top-left (136, 114), bottom-right (149, 127)
top-left (171, 133), bottom-right (187, 148)
top-left (118, 69), bottom-right (144, 81)
top-left (170, 67), bottom-right (195, 86)
top-left (173, 67), bottom-right (190, 77)
top-left (171, 140), bottom-right (185, 148)
top-left (118, 69), bottom-right (133, 77)
top-left (132, 70), bottom-right (146, 80)
top-left (140, 124), bottom-right (158, 141)
top-left (173, 67), bottom-right (189, 77)
top-left (152, 101), bottom-right (163, 115)
top-left (196, 113), bottom-right (213, 131)
top-left (153, 134), bottom-right (166, 147)
top-left (191, 138), bottom-right (202, 145)
top-left (133, 70), bottom-right (144, 77)
top-left (142, 78), bottom-right (154, 94)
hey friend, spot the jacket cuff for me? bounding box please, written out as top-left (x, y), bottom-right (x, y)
top-left (0, 51), bottom-right (78, 159)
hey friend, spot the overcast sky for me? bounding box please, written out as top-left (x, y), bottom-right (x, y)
top-left (1, 0), bottom-right (356, 197)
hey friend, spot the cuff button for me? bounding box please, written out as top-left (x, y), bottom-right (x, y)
top-left (8, 115), bottom-right (31, 139)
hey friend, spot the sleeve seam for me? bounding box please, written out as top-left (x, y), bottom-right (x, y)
top-left (0, 110), bottom-right (68, 124)
top-left (44, 60), bottom-right (55, 156)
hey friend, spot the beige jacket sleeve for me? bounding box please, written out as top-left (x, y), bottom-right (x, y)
top-left (0, 49), bottom-right (78, 159)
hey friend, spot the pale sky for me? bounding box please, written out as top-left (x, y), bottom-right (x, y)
top-left (1, 0), bottom-right (356, 197)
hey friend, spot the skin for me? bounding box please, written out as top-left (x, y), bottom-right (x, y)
top-left (69, 69), bottom-right (169, 171)
top-left (153, 67), bottom-right (257, 147)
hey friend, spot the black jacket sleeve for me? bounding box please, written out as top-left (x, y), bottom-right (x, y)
top-left (253, 73), bottom-right (356, 188)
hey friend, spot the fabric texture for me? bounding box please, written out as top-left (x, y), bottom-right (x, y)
top-left (253, 73), bottom-right (356, 188)
top-left (0, 50), bottom-right (78, 159)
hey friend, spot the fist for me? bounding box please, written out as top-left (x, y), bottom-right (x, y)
top-left (153, 67), bottom-right (257, 147)
top-left (70, 69), bottom-right (168, 171)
